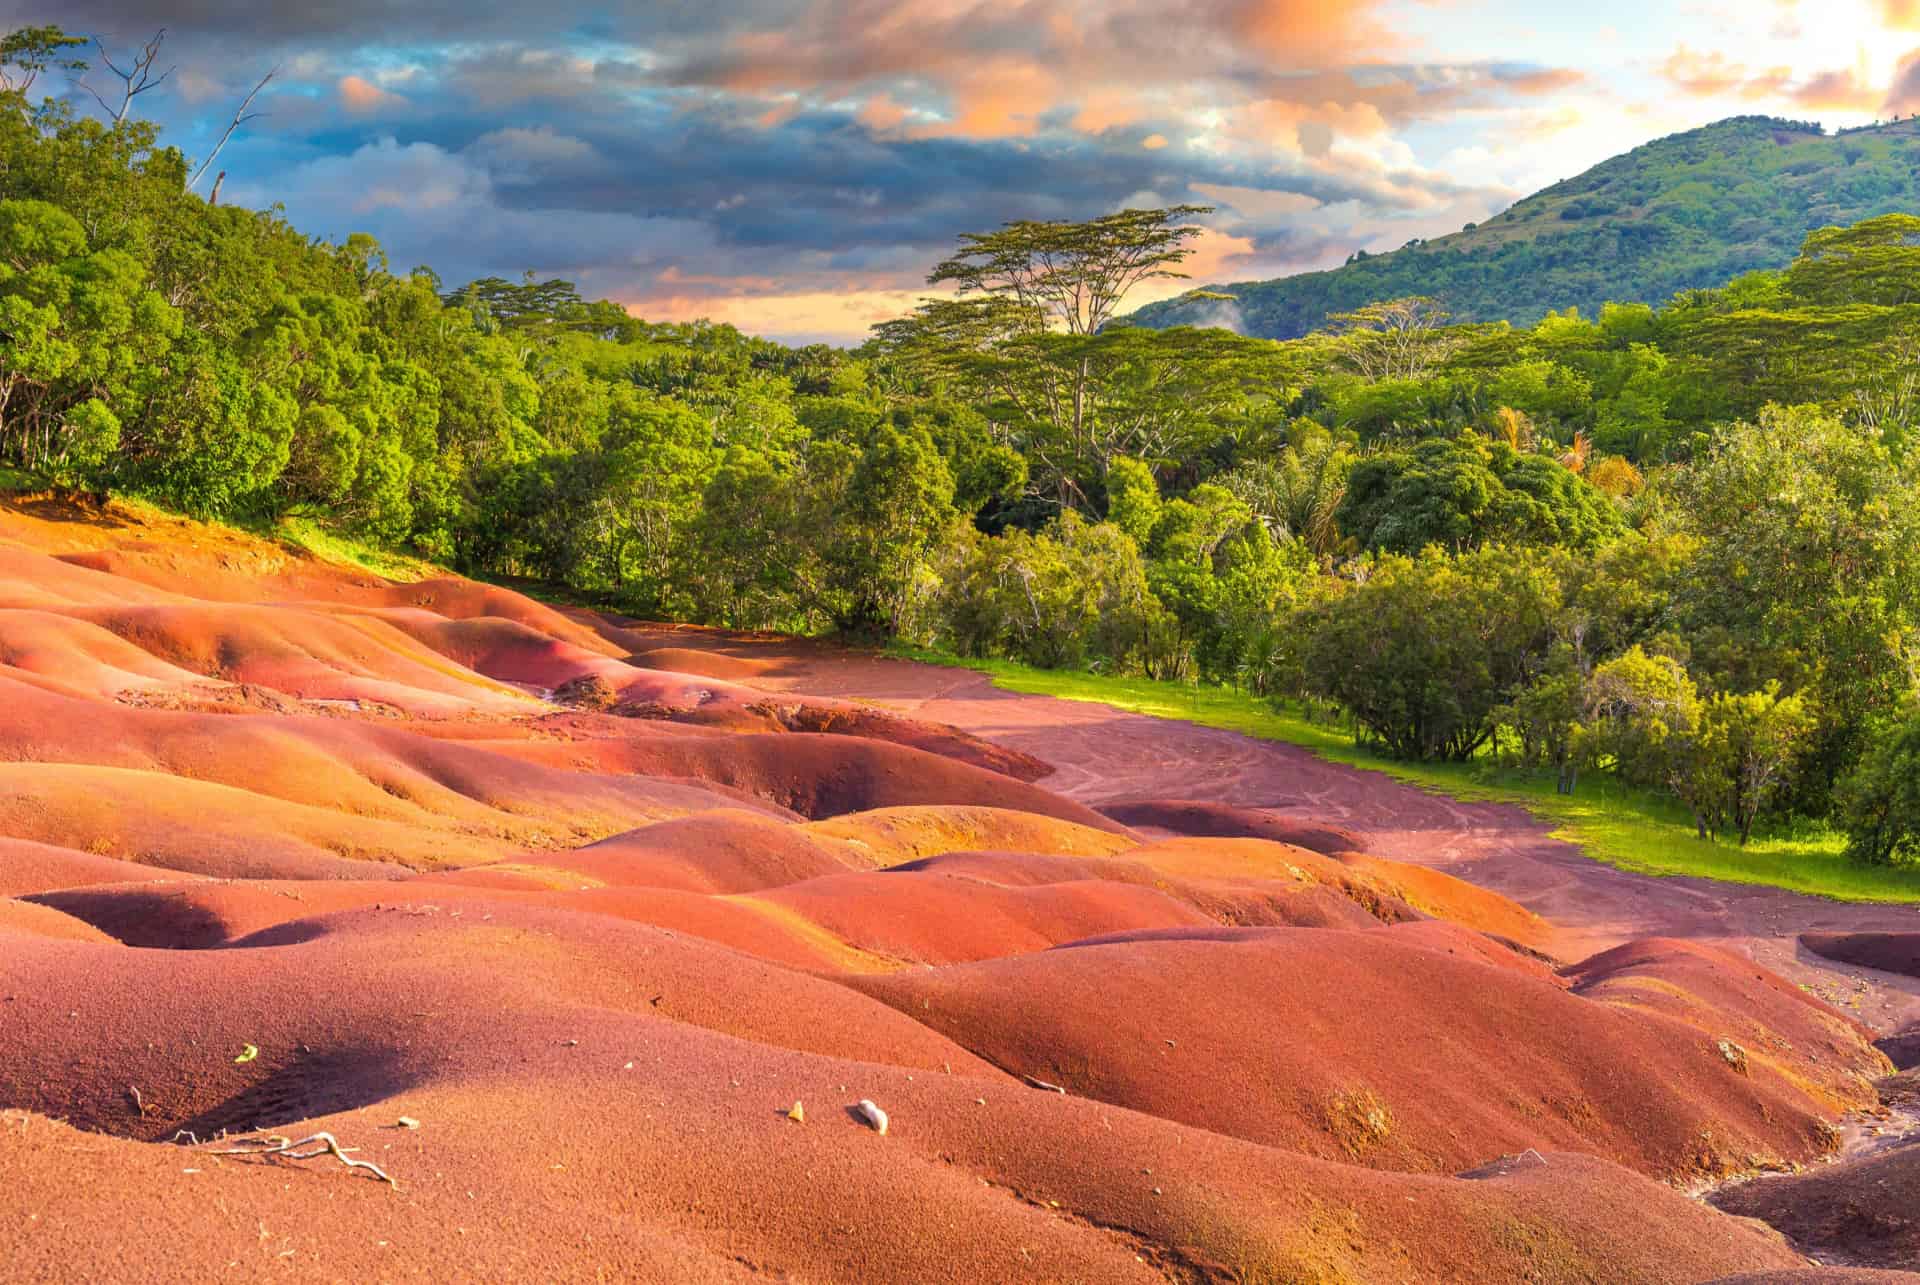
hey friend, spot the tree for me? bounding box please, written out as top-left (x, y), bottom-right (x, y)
top-left (1499, 647), bottom-right (1585, 791)
top-left (0, 26), bottom-right (87, 97)
top-left (1104, 455), bottom-right (1160, 543)
top-left (1785, 213), bottom-right (1920, 307)
top-left (81, 30), bottom-right (172, 124)
top-left (1661, 404), bottom-right (1920, 801)
top-left (1326, 298), bottom-right (1462, 382)
top-left (900, 206), bottom-right (1233, 507)
top-left (0, 198), bottom-right (180, 482)
top-left (1218, 424), bottom-right (1355, 559)
top-left (930, 206), bottom-right (1213, 337)
top-left (1337, 435), bottom-right (1621, 555)
top-left (1699, 685), bottom-right (1816, 845)
top-left (1580, 649), bottom-right (1813, 843)
top-left (1838, 706), bottom-right (1920, 866)
top-left (934, 510), bottom-right (1155, 671)
top-left (870, 302), bottom-right (1273, 509)
top-left (1298, 546), bottom-right (1563, 761)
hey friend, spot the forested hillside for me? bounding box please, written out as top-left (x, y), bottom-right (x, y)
top-left (1126, 115), bottom-right (1920, 338)
top-left (7, 25), bottom-right (1920, 868)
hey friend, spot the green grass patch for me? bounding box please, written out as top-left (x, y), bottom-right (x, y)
top-left (891, 645), bottom-right (1920, 905)
top-left (268, 514), bottom-right (440, 583)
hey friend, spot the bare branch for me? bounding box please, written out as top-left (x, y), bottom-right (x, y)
top-left (81, 29), bottom-right (173, 124)
top-left (206, 1131), bottom-right (396, 1185)
top-left (189, 65), bottom-right (279, 192)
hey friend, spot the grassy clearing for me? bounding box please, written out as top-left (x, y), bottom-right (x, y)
top-left (891, 646), bottom-right (1920, 905)
top-left (266, 514), bottom-right (442, 583)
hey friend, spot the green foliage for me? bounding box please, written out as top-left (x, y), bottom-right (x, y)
top-left (1296, 546), bottom-right (1564, 761)
top-left (1838, 707), bottom-right (1920, 866)
top-left (1657, 404), bottom-right (1920, 799)
top-left (1337, 436), bottom-right (1620, 554)
top-left (1104, 455), bottom-right (1161, 542)
top-left (933, 510), bottom-right (1155, 670)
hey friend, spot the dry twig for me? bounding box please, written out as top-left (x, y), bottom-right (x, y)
top-left (207, 1132), bottom-right (396, 1186)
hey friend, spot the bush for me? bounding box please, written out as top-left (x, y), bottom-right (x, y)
top-left (1838, 708), bottom-right (1920, 866)
top-left (1296, 545), bottom-right (1562, 761)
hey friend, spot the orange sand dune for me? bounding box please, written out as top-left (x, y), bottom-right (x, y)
top-left (63, 602), bottom-right (537, 714)
top-left (493, 730), bottom-right (1118, 824)
top-left (629, 644), bottom-right (772, 680)
top-left (0, 497), bottom-right (1904, 1281)
top-left (0, 913), bottom-right (1817, 1283)
top-left (0, 836), bottom-right (204, 896)
top-left (852, 926), bottom-right (1887, 1178)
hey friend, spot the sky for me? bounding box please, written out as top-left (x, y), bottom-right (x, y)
top-left (11, 0), bottom-right (1920, 344)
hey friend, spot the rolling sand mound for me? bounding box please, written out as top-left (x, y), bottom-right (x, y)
top-left (851, 927), bottom-right (1886, 1178)
top-left (0, 837), bottom-right (202, 896)
top-left (0, 498), bottom-right (1906, 1280)
top-left (1803, 931), bottom-right (1920, 979)
top-left (494, 731), bottom-right (1117, 825)
top-left (526, 810), bottom-right (860, 893)
top-left (629, 645), bottom-right (772, 680)
top-left (65, 603), bottom-right (537, 714)
top-left (1713, 1145), bottom-right (1920, 1271)
top-left (804, 804), bottom-right (1137, 866)
top-left (1099, 797), bottom-right (1369, 854)
top-left (1712, 1273), bottom-right (1920, 1284)
top-left (0, 897), bottom-right (119, 943)
top-left (1, 913), bottom-right (1817, 1283)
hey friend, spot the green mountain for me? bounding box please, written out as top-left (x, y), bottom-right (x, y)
top-left (1126, 115), bottom-right (1920, 338)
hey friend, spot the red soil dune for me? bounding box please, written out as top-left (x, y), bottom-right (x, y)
top-left (629, 644), bottom-right (772, 680)
top-left (804, 804), bottom-right (1138, 866)
top-left (0, 498), bottom-right (1905, 1280)
top-left (1713, 1144), bottom-right (1920, 1272)
top-left (1713, 1275), bottom-right (1920, 1284)
top-left (0, 836), bottom-right (202, 896)
top-left (0, 607), bottom-right (218, 700)
top-left (0, 896), bottom-right (118, 942)
top-left (1099, 797), bottom-right (1369, 854)
top-left (514, 809), bottom-right (861, 893)
top-left (64, 602), bottom-right (537, 714)
top-left (0, 913), bottom-right (1818, 1283)
top-left (1803, 931), bottom-right (1920, 979)
top-left (492, 730), bottom-right (1118, 825)
top-left (851, 926), bottom-right (1887, 1179)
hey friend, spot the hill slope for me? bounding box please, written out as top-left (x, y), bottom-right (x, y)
top-left (1127, 115), bottom-right (1920, 338)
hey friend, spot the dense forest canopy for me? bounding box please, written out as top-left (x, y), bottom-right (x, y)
top-left (1126, 114), bottom-right (1920, 339)
top-left (5, 25), bottom-right (1920, 865)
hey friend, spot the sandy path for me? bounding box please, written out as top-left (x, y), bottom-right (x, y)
top-left (693, 639), bottom-right (1920, 1038)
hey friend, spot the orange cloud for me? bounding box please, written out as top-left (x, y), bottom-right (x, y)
top-left (1878, 0), bottom-right (1920, 27)
top-left (856, 92), bottom-right (910, 133)
top-left (1069, 89), bottom-right (1147, 134)
top-left (339, 74), bottom-right (406, 114)
top-left (621, 285), bottom-right (934, 340)
top-left (1885, 48), bottom-right (1920, 113)
top-left (1660, 45), bottom-right (1879, 111)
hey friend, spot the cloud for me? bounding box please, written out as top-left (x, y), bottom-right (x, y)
top-left (14, 1), bottom-right (1616, 342)
top-left (231, 136), bottom-right (718, 288)
top-left (1660, 44), bottom-right (1880, 111)
top-left (338, 74), bottom-right (405, 114)
top-left (1885, 48), bottom-right (1920, 112)
top-left (1878, 0), bottom-right (1920, 27)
